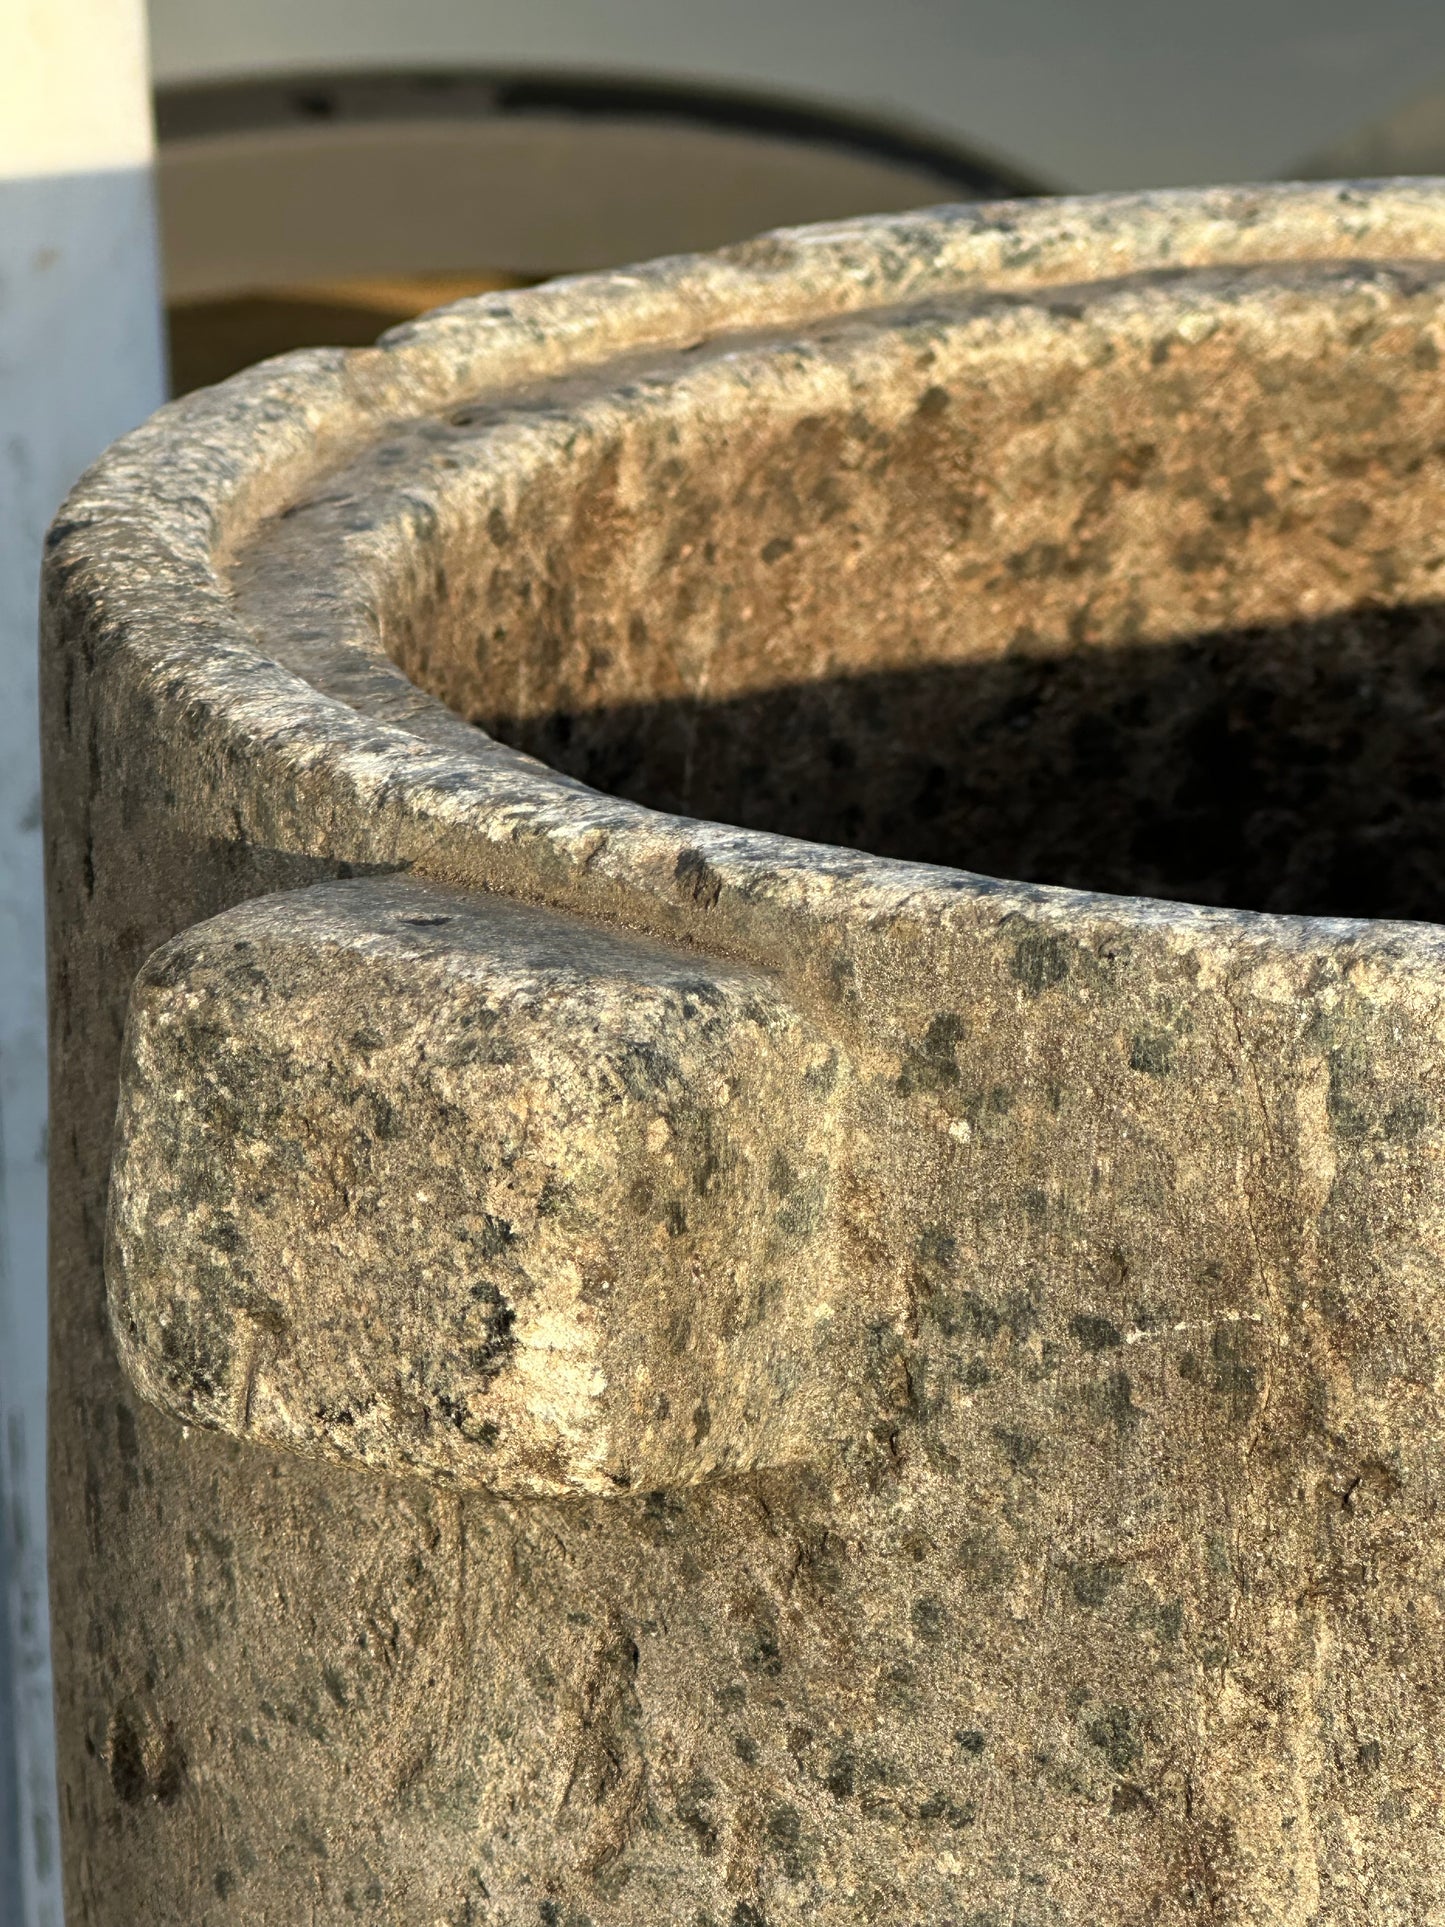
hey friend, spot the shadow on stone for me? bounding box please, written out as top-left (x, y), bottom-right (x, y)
top-left (491, 599), bottom-right (1445, 920)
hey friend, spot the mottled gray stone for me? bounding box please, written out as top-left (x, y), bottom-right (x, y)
top-left (43, 182), bottom-right (1445, 1924)
top-left (110, 880), bottom-right (845, 1498)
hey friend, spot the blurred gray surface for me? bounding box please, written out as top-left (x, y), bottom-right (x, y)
top-left (147, 0), bottom-right (1445, 192)
top-left (1300, 79), bottom-right (1445, 178)
top-left (0, 1531), bottom-right (21, 1927)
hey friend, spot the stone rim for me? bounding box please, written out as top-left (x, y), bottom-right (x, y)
top-left (46, 179), bottom-right (1445, 962)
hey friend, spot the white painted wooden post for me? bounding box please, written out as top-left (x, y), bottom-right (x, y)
top-left (0, 5), bottom-right (166, 1920)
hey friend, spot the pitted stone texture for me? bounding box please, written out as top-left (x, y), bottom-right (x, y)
top-left (233, 254), bottom-right (1445, 922)
top-left (43, 184), bottom-right (1445, 1925)
top-left (109, 879), bottom-right (847, 1497)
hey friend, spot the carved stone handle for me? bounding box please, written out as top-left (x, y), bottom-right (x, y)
top-left (105, 878), bottom-right (850, 1499)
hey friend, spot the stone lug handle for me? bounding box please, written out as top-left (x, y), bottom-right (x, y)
top-left (105, 878), bottom-right (851, 1500)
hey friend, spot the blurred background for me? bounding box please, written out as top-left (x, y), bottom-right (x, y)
top-left (8, 2), bottom-right (1445, 1919)
top-left (144, 0), bottom-right (1445, 392)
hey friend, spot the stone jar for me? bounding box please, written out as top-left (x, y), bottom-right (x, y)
top-left (43, 183), bottom-right (1445, 1925)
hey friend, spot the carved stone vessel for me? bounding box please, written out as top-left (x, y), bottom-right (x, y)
top-left (44, 183), bottom-right (1445, 1924)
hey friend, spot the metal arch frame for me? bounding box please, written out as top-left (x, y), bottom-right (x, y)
top-left (153, 65), bottom-right (1050, 200)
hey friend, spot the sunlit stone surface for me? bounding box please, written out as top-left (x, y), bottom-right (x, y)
top-left (46, 183), bottom-right (1445, 1924)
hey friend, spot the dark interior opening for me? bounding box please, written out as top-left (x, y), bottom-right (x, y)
top-left (493, 602), bottom-right (1445, 920)
top-left (353, 263), bottom-right (1445, 921)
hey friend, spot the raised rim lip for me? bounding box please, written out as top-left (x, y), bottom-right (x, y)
top-left (49, 180), bottom-right (1445, 965)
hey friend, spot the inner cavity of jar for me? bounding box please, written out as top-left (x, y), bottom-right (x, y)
top-left (379, 262), bottom-right (1445, 919)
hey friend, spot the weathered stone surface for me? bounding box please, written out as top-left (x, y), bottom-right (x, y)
top-left (109, 879), bottom-right (846, 1497)
top-left (43, 183), bottom-right (1445, 1923)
